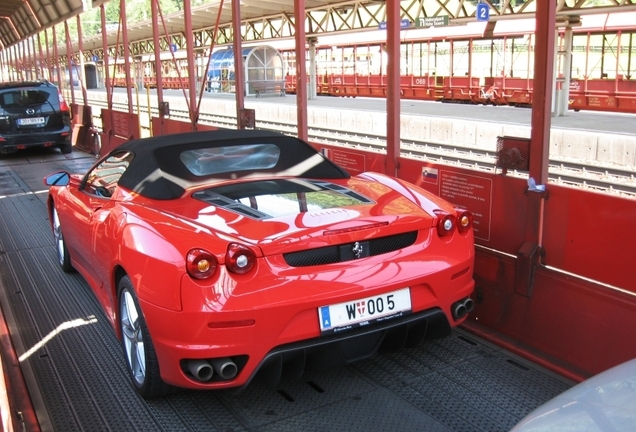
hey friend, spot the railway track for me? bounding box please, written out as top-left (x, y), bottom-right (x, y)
top-left (92, 99), bottom-right (636, 198)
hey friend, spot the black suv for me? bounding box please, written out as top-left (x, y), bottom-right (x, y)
top-left (0, 80), bottom-right (72, 154)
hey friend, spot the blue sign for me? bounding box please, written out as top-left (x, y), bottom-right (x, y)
top-left (379, 19), bottom-right (411, 30)
top-left (92, 55), bottom-right (99, 62)
top-left (476, 3), bottom-right (490, 22)
top-left (170, 43), bottom-right (178, 52)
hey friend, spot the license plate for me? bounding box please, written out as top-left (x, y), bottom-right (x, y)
top-left (17, 117), bottom-right (45, 126)
top-left (318, 288), bottom-right (411, 334)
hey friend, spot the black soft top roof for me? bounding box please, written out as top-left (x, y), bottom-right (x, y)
top-left (116, 129), bottom-right (350, 200)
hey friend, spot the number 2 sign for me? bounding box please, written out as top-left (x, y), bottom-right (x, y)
top-left (476, 3), bottom-right (490, 22)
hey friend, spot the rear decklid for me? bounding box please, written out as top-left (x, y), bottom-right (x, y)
top-left (188, 176), bottom-right (440, 256)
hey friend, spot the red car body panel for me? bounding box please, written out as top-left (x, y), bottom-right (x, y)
top-left (45, 130), bottom-right (475, 392)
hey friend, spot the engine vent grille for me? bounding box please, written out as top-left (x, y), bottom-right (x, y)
top-left (283, 231), bottom-right (418, 267)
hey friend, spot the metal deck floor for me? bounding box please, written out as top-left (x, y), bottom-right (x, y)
top-left (0, 148), bottom-right (573, 432)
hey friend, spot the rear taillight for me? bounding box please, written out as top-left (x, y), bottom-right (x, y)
top-left (456, 210), bottom-right (473, 233)
top-left (434, 209), bottom-right (473, 237)
top-left (186, 249), bottom-right (218, 280)
top-left (58, 91), bottom-right (70, 113)
top-left (225, 243), bottom-right (256, 275)
top-left (435, 211), bottom-right (456, 237)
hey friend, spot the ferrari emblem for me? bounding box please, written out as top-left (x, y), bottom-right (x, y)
top-left (352, 242), bottom-right (363, 259)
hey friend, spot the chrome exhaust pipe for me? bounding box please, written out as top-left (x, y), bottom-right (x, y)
top-left (210, 357), bottom-right (238, 380)
top-left (452, 302), bottom-right (468, 320)
top-left (464, 298), bottom-right (475, 313)
top-left (186, 359), bottom-right (214, 382)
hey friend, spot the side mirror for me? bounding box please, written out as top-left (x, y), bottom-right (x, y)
top-left (44, 172), bottom-right (70, 187)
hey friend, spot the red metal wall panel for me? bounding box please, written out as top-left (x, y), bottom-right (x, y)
top-left (313, 144), bottom-right (636, 293)
top-left (309, 143), bottom-right (636, 380)
top-left (399, 158), bottom-right (528, 254)
top-left (542, 185), bottom-right (636, 293)
top-left (468, 256), bottom-right (636, 379)
top-left (150, 117), bottom-right (220, 136)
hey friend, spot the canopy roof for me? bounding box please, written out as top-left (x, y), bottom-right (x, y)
top-left (0, 0), bottom-right (85, 49)
top-left (0, 0), bottom-right (345, 51)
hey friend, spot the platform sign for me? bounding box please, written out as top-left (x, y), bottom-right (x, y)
top-left (379, 19), bottom-right (411, 30)
top-left (415, 16), bottom-right (449, 28)
top-left (476, 3), bottom-right (490, 22)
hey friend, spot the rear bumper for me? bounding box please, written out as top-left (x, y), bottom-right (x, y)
top-left (0, 127), bottom-right (71, 150)
top-left (141, 301), bottom-right (457, 390)
top-left (245, 307), bottom-right (451, 388)
top-left (140, 268), bottom-right (474, 390)
top-left (136, 227), bottom-right (475, 390)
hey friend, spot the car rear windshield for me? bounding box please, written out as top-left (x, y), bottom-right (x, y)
top-left (180, 144), bottom-right (280, 176)
top-left (0, 88), bottom-right (57, 111)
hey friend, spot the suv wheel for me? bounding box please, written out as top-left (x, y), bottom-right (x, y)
top-left (60, 143), bottom-right (73, 154)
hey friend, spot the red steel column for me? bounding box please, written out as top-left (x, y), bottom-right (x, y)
top-left (120, 0), bottom-right (134, 113)
top-left (32, 36), bottom-right (38, 79)
top-left (13, 44), bottom-right (20, 80)
top-left (1, 50), bottom-right (5, 81)
top-left (12, 45), bottom-right (17, 80)
top-left (184, 0), bottom-right (197, 128)
top-left (231, 0), bottom-right (246, 128)
top-left (64, 21), bottom-right (76, 105)
top-left (38, 31), bottom-right (45, 80)
top-left (100, 4), bottom-right (112, 109)
top-left (385, 0), bottom-right (401, 176)
top-left (13, 43), bottom-right (24, 80)
top-left (516, 0), bottom-right (556, 296)
top-left (294, 0), bottom-right (308, 141)
top-left (52, 25), bottom-right (62, 89)
top-left (99, 3), bottom-right (114, 151)
top-left (529, 0), bottom-right (555, 187)
top-left (26, 36), bottom-right (33, 79)
top-left (151, 0), bottom-right (164, 134)
top-left (8, 47), bottom-right (13, 80)
top-left (18, 42), bottom-right (25, 80)
top-left (44, 30), bottom-right (53, 81)
top-left (77, 15), bottom-right (88, 104)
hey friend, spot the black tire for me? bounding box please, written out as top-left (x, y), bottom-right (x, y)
top-left (118, 276), bottom-right (170, 399)
top-left (60, 143), bottom-right (73, 154)
top-left (52, 206), bottom-right (74, 272)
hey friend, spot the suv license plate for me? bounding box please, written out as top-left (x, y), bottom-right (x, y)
top-left (17, 117), bottom-right (45, 126)
top-left (318, 288), bottom-right (411, 334)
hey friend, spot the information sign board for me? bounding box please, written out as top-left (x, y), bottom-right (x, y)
top-left (378, 19), bottom-right (411, 30)
top-left (415, 16), bottom-right (449, 28)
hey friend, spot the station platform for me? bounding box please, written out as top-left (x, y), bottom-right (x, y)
top-left (84, 88), bottom-right (636, 174)
top-left (0, 147), bottom-right (575, 432)
top-left (99, 86), bottom-right (636, 136)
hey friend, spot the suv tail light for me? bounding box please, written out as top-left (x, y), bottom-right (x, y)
top-left (58, 91), bottom-right (70, 113)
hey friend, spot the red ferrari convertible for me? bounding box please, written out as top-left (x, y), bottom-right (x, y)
top-left (45, 129), bottom-right (475, 398)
